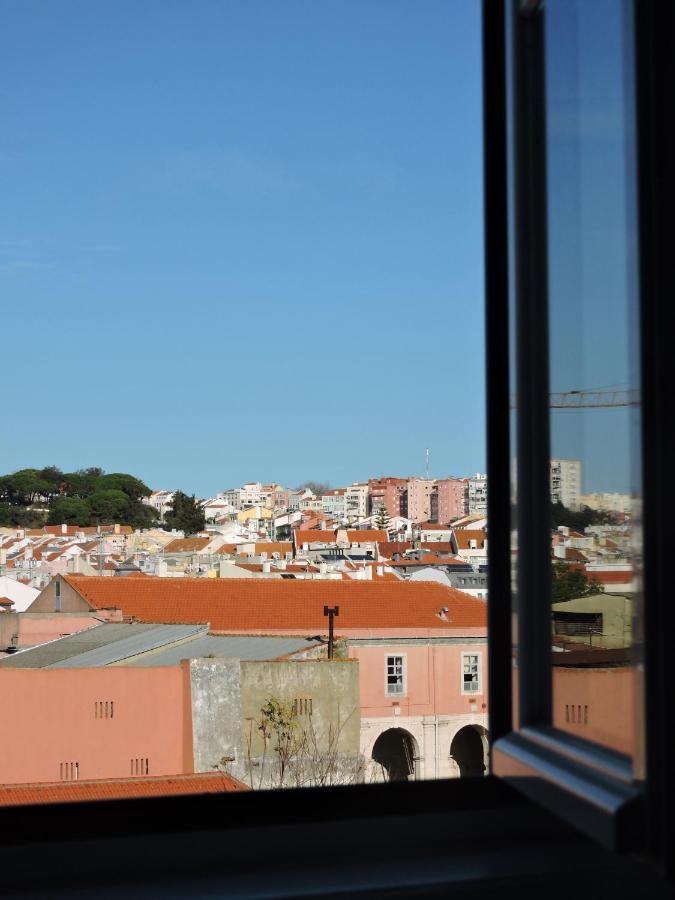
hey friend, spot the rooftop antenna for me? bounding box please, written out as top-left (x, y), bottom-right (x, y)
top-left (425, 448), bottom-right (430, 481)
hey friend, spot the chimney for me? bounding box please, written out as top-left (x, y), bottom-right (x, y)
top-left (114, 523), bottom-right (120, 535)
top-left (61, 523), bottom-right (68, 535)
top-left (377, 565), bottom-right (384, 577)
top-left (25, 547), bottom-right (33, 560)
top-left (277, 559), bottom-right (287, 570)
top-left (262, 560), bottom-right (272, 574)
top-left (72, 554), bottom-right (80, 573)
top-left (319, 562), bottom-right (328, 576)
top-left (0, 548), bottom-right (5, 566)
top-left (158, 560), bottom-right (168, 577)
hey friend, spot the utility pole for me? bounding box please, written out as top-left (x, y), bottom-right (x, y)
top-left (323, 605), bottom-right (339, 659)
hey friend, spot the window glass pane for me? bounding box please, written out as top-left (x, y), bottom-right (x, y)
top-left (544, 0), bottom-right (642, 762)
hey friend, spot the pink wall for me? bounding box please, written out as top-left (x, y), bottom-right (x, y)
top-left (17, 614), bottom-right (101, 648)
top-left (0, 665), bottom-right (193, 785)
top-left (436, 479), bottom-right (468, 523)
top-left (350, 642), bottom-right (488, 719)
top-left (553, 665), bottom-right (636, 757)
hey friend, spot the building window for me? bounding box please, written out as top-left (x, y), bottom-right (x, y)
top-left (385, 655), bottom-right (405, 696)
top-left (462, 653), bottom-right (481, 694)
top-left (54, 579), bottom-right (61, 612)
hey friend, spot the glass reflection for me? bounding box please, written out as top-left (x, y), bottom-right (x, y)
top-left (544, 0), bottom-right (641, 760)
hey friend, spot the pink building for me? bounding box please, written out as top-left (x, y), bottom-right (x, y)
top-left (435, 478), bottom-right (469, 523)
top-left (368, 478), bottom-right (407, 520)
top-left (406, 479), bottom-right (434, 524)
top-left (22, 576), bottom-right (489, 781)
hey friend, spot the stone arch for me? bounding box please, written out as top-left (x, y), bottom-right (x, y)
top-left (450, 724), bottom-right (488, 777)
top-left (371, 728), bottom-right (420, 781)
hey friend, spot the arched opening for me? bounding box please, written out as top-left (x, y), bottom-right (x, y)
top-left (371, 728), bottom-right (418, 781)
top-left (450, 725), bottom-right (488, 777)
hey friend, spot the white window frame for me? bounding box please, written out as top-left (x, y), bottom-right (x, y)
top-left (385, 653), bottom-right (407, 697)
top-left (461, 651), bottom-right (482, 695)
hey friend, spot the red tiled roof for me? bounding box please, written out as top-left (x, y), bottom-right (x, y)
top-left (565, 548), bottom-right (588, 562)
top-left (254, 542), bottom-right (293, 556)
top-left (163, 537), bottom-right (211, 553)
top-left (295, 530), bottom-right (337, 544)
top-left (388, 555), bottom-right (467, 567)
top-left (62, 575), bottom-right (486, 631)
top-left (0, 772), bottom-right (248, 807)
top-left (453, 529), bottom-right (487, 550)
top-left (346, 530), bottom-right (388, 543)
top-left (591, 571), bottom-right (633, 584)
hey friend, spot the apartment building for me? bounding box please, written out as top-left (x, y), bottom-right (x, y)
top-left (550, 459), bottom-right (582, 511)
top-left (321, 489), bottom-right (347, 520)
top-left (468, 474), bottom-right (488, 515)
top-left (406, 479), bottom-right (434, 524)
top-left (345, 483), bottom-right (369, 522)
top-left (368, 478), bottom-right (407, 520)
top-left (434, 478), bottom-right (469, 523)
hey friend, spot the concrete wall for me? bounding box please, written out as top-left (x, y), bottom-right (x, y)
top-left (0, 666), bottom-right (192, 785)
top-left (0, 612), bottom-right (101, 651)
top-left (188, 658), bottom-right (243, 774)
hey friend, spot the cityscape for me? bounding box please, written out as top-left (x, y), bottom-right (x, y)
top-left (0, 461), bottom-right (635, 803)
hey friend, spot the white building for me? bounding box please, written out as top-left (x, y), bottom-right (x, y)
top-left (142, 490), bottom-right (175, 522)
top-left (550, 459), bottom-right (582, 510)
top-left (579, 492), bottom-right (631, 514)
top-left (468, 474), bottom-right (488, 516)
top-left (345, 484), bottom-right (369, 522)
top-left (321, 489), bottom-right (347, 521)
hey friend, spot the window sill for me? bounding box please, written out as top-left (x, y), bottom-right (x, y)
top-left (493, 727), bottom-right (643, 851)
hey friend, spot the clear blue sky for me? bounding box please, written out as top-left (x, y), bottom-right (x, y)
top-left (1, 0), bottom-right (485, 497)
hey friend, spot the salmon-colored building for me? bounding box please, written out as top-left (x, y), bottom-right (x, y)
top-left (21, 576), bottom-right (489, 781)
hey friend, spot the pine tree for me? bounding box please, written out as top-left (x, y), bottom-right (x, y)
top-left (375, 504), bottom-right (391, 533)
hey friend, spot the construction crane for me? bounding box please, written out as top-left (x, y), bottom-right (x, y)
top-left (510, 388), bottom-right (638, 409)
top-left (549, 388), bottom-right (639, 408)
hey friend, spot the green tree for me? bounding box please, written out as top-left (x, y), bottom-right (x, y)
top-left (0, 469), bottom-right (53, 506)
top-left (163, 491), bottom-right (205, 534)
top-left (88, 489), bottom-right (130, 523)
top-left (551, 502), bottom-right (616, 531)
top-left (47, 496), bottom-right (92, 525)
top-left (551, 561), bottom-right (604, 602)
top-left (96, 473), bottom-right (151, 499)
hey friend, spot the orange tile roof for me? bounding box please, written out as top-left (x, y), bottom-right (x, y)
top-left (295, 530), bottom-right (337, 543)
top-left (453, 529), bottom-right (487, 550)
top-left (388, 555), bottom-right (467, 567)
top-left (0, 772), bottom-right (248, 807)
top-left (63, 575), bottom-right (486, 631)
top-left (346, 530), bottom-right (388, 542)
top-left (254, 542), bottom-right (293, 556)
top-left (163, 537), bottom-right (211, 553)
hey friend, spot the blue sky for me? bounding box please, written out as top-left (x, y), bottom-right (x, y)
top-left (1, 1), bottom-right (485, 496)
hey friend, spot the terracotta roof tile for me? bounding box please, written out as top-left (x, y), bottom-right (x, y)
top-left (63, 575), bottom-right (486, 631)
top-left (0, 772), bottom-right (248, 807)
top-left (163, 538), bottom-right (211, 553)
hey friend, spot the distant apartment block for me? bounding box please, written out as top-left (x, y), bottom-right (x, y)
top-left (321, 489), bottom-right (347, 520)
top-left (406, 479), bottom-right (434, 524)
top-left (550, 459), bottom-right (582, 511)
top-left (368, 478), bottom-right (407, 520)
top-left (345, 483), bottom-right (369, 521)
top-left (434, 478), bottom-right (469, 523)
top-left (468, 474), bottom-right (488, 516)
top-left (579, 492), bottom-right (631, 514)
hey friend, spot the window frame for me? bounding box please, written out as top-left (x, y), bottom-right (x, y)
top-left (484, 0), bottom-right (673, 864)
top-left (461, 651), bottom-right (482, 695)
top-left (385, 652), bottom-right (407, 698)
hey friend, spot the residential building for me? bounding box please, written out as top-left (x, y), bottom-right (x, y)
top-left (406, 479), bottom-right (434, 524)
top-left (468, 474), bottom-right (488, 515)
top-left (579, 492), bottom-right (632, 515)
top-left (345, 483), bottom-right (369, 522)
top-left (142, 491), bottom-right (175, 522)
top-left (550, 459), bottom-right (582, 510)
top-left (435, 478), bottom-right (469, 522)
top-left (321, 489), bottom-right (347, 521)
top-left (368, 478), bottom-right (407, 520)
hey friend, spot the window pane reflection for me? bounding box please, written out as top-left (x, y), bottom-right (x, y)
top-left (544, 0), bottom-right (642, 762)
